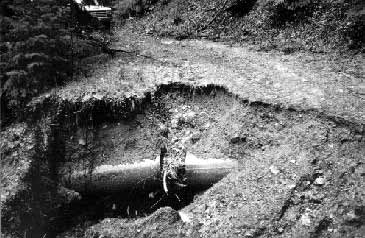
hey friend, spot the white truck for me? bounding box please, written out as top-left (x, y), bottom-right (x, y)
top-left (75, 0), bottom-right (112, 24)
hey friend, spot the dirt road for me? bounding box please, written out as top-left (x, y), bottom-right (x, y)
top-left (112, 27), bottom-right (365, 122)
top-left (53, 26), bottom-right (365, 125)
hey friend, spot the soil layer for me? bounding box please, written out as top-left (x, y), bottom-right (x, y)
top-left (56, 85), bottom-right (365, 237)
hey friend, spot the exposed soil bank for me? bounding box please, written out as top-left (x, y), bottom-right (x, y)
top-left (1, 83), bottom-right (365, 238)
top-left (83, 84), bottom-right (365, 238)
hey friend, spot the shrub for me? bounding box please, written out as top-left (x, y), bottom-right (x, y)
top-left (264, 0), bottom-right (316, 27)
top-left (0, 0), bottom-right (105, 125)
top-left (226, 0), bottom-right (257, 17)
top-left (344, 0), bottom-right (365, 49)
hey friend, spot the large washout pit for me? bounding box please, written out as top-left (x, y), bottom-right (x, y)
top-left (1, 83), bottom-right (365, 238)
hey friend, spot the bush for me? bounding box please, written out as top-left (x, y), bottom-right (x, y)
top-left (226, 0), bottom-right (257, 17)
top-left (268, 0), bottom-right (316, 27)
top-left (0, 0), bottom-right (69, 121)
top-left (344, 0), bottom-right (365, 49)
top-left (0, 0), bottom-right (105, 125)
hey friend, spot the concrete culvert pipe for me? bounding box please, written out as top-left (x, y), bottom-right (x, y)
top-left (184, 152), bottom-right (239, 189)
top-left (63, 153), bottom-right (238, 194)
top-left (63, 158), bottom-right (161, 194)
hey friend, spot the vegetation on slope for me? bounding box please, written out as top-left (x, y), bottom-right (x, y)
top-left (120, 0), bottom-right (365, 53)
top-left (0, 0), bottom-right (107, 125)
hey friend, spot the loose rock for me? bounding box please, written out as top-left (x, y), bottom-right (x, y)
top-left (269, 166), bottom-right (280, 175)
top-left (314, 177), bottom-right (326, 186)
top-left (300, 213), bottom-right (311, 226)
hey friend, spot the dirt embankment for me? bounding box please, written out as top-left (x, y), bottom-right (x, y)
top-left (2, 83), bottom-right (365, 238)
top-left (77, 85), bottom-right (365, 238)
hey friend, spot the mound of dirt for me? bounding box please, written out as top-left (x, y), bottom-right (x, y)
top-left (85, 207), bottom-right (184, 238)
